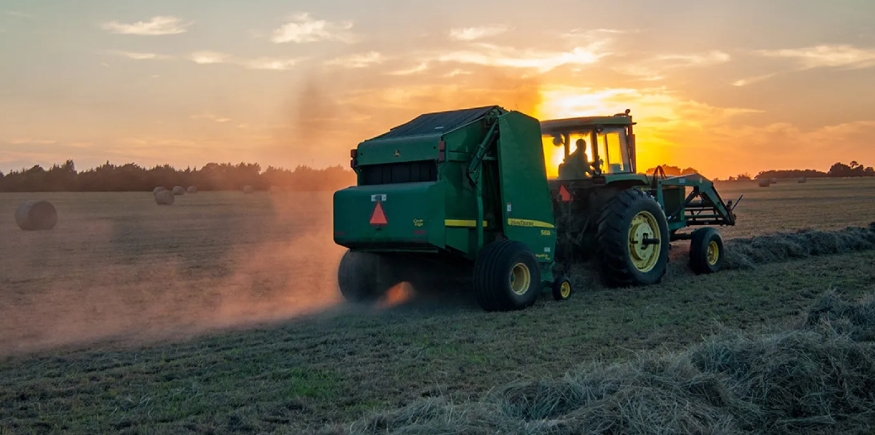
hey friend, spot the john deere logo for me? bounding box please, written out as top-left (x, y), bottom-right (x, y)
top-left (394, 149), bottom-right (400, 157)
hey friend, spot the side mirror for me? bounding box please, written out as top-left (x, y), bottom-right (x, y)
top-left (552, 135), bottom-right (564, 146)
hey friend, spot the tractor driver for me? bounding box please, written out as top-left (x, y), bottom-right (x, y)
top-left (564, 138), bottom-right (596, 177)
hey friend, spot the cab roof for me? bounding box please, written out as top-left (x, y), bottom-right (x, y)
top-left (540, 113), bottom-right (634, 135)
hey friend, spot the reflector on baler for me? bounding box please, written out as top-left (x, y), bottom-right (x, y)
top-left (369, 202), bottom-right (387, 226)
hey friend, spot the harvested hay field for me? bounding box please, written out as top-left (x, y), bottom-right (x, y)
top-left (326, 291), bottom-right (875, 435)
top-left (1, 177), bottom-right (875, 434)
top-left (713, 177), bottom-right (875, 238)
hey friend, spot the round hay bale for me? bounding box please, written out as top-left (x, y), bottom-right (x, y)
top-left (770, 178), bottom-right (778, 184)
top-left (15, 200), bottom-right (58, 231)
top-left (243, 185), bottom-right (255, 194)
top-left (172, 186), bottom-right (185, 195)
top-left (758, 179), bottom-right (771, 187)
top-left (798, 177), bottom-right (807, 183)
top-left (153, 186), bottom-right (166, 194)
top-left (187, 186), bottom-right (197, 193)
top-left (154, 189), bottom-right (175, 205)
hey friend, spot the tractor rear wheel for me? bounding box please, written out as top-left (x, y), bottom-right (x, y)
top-left (596, 188), bottom-right (670, 287)
top-left (337, 250), bottom-right (396, 304)
top-left (473, 240), bottom-right (542, 311)
top-left (689, 227), bottom-right (724, 274)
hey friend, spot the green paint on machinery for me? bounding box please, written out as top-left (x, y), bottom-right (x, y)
top-left (333, 106), bottom-right (741, 311)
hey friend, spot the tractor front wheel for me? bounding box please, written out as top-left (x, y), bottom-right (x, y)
top-left (337, 250), bottom-right (396, 304)
top-left (689, 227), bottom-right (724, 274)
top-left (552, 275), bottom-right (572, 301)
top-left (596, 188), bottom-right (670, 287)
top-left (473, 240), bottom-right (542, 311)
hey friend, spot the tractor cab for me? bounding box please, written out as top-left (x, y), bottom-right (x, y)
top-left (540, 110), bottom-right (637, 180)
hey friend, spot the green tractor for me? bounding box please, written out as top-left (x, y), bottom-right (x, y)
top-left (333, 106), bottom-right (739, 311)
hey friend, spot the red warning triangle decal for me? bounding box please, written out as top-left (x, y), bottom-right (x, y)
top-left (370, 202), bottom-right (387, 225)
top-left (559, 185), bottom-right (572, 202)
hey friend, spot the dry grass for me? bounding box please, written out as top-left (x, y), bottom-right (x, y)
top-left (331, 291), bottom-right (875, 435)
top-left (722, 222), bottom-right (875, 269)
top-left (2, 177), bottom-right (875, 434)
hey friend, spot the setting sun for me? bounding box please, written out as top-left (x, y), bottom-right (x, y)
top-left (534, 86), bottom-right (674, 175)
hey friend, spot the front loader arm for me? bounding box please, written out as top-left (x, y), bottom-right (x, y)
top-left (655, 173), bottom-right (739, 226)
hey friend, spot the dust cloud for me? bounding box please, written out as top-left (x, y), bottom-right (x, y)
top-left (0, 191), bottom-right (348, 357)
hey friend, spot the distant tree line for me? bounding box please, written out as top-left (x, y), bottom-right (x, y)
top-left (0, 160), bottom-right (356, 192)
top-left (727, 161), bottom-right (875, 181)
top-left (645, 161), bottom-right (875, 181)
top-left (645, 165), bottom-right (700, 177)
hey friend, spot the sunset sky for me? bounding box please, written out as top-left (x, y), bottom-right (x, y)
top-left (1, 0), bottom-right (874, 179)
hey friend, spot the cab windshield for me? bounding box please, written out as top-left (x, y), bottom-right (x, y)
top-left (596, 127), bottom-right (631, 174)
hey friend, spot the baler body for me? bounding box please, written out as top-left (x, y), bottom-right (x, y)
top-left (333, 106), bottom-right (557, 275)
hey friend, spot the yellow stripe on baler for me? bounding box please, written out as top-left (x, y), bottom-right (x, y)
top-left (445, 219), bottom-right (489, 227)
top-left (444, 218), bottom-right (555, 229)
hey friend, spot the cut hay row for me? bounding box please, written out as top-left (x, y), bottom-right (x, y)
top-left (723, 222), bottom-right (875, 270)
top-left (324, 291), bottom-right (875, 435)
top-left (562, 223), bottom-right (875, 291)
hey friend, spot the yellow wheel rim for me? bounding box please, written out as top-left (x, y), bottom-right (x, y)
top-left (560, 281), bottom-right (571, 298)
top-left (628, 210), bottom-right (662, 273)
top-left (707, 240), bottom-right (720, 265)
top-left (510, 262), bottom-right (531, 295)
